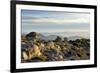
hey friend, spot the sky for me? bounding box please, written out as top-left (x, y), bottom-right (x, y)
top-left (21, 10), bottom-right (90, 38)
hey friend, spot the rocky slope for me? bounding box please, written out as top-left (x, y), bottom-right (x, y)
top-left (21, 32), bottom-right (90, 63)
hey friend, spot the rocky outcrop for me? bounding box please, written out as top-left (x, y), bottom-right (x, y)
top-left (21, 32), bottom-right (90, 63)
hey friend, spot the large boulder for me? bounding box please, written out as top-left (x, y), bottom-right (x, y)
top-left (43, 48), bottom-right (64, 61)
top-left (26, 32), bottom-right (39, 42)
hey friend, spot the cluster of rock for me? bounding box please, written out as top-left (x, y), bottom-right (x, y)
top-left (21, 32), bottom-right (90, 63)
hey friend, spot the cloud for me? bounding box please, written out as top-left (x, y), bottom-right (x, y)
top-left (22, 10), bottom-right (90, 25)
top-left (21, 10), bottom-right (90, 38)
top-left (23, 29), bottom-right (89, 33)
top-left (22, 29), bottom-right (90, 38)
top-left (22, 17), bottom-right (89, 25)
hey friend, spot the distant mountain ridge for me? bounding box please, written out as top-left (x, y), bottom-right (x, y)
top-left (38, 34), bottom-right (59, 41)
top-left (38, 34), bottom-right (86, 41)
top-left (22, 32), bottom-right (88, 41)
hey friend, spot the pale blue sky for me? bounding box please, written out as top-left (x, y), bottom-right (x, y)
top-left (21, 10), bottom-right (90, 38)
